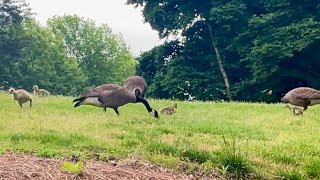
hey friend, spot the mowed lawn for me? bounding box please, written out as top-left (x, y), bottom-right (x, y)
top-left (0, 93), bottom-right (320, 179)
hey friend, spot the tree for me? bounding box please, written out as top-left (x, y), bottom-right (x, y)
top-left (0, 0), bottom-right (31, 89)
top-left (20, 20), bottom-right (87, 95)
top-left (127, 0), bottom-right (252, 101)
top-left (0, 0), bottom-right (30, 28)
top-left (136, 41), bottom-right (183, 98)
top-left (129, 0), bottom-right (320, 102)
top-left (47, 15), bottom-right (136, 88)
top-left (232, 0), bottom-right (320, 101)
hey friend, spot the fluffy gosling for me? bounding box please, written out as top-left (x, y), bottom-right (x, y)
top-left (9, 88), bottom-right (32, 108)
top-left (160, 103), bottom-right (177, 115)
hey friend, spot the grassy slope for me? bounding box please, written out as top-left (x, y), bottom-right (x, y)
top-left (0, 93), bottom-right (319, 179)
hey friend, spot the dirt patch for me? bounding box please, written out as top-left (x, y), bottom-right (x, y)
top-left (0, 154), bottom-right (218, 180)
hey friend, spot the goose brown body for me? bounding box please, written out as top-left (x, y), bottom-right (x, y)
top-left (97, 87), bottom-right (137, 108)
top-left (73, 83), bottom-right (158, 118)
top-left (124, 76), bottom-right (147, 98)
top-left (281, 87), bottom-right (320, 110)
top-left (73, 84), bottom-right (122, 107)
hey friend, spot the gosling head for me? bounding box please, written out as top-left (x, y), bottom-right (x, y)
top-left (284, 104), bottom-right (291, 109)
top-left (8, 88), bottom-right (15, 94)
top-left (32, 85), bottom-right (38, 90)
top-left (173, 103), bottom-right (177, 109)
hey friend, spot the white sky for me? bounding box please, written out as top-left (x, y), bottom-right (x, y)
top-left (24, 0), bottom-right (163, 56)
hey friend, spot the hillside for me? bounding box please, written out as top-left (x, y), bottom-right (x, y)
top-left (0, 93), bottom-right (319, 179)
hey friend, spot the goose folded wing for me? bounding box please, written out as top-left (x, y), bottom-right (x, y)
top-left (307, 90), bottom-right (320, 100)
top-left (79, 84), bottom-right (122, 98)
top-left (97, 90), bottom-right (117, 104)
top-left (103, 88), bottom-right (136, 107)
top-left (294, 93), bottom-right (311, 101)
top-left (294, 89), bottom-right (320, 100)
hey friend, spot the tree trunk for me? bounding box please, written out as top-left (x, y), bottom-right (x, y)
top-left (207, 23), bottom-right (232, 101)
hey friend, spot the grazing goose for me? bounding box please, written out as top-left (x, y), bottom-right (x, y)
top-left (124, 76), bottom-right (148, 98)
top-left (281, 87), bottom-right (320, 111)
top-left (9, 88), bottom-right (32, 108)
top-left (73, 84), bottom-right (158, 118)
top-left (73, 84), bottom-right (122, 107)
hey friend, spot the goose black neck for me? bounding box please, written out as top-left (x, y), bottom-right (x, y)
top-left (136, 96), bottom-right (152, 112)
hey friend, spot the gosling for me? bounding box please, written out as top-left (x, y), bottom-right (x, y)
top-left (9, 88), bottom-right (32, 108)
top-left (160, 103), bottom-right (177, 115)
top-left (33, 85), bottom-right (50, 97)
top-left (284, 104), bottom-right (304, 116)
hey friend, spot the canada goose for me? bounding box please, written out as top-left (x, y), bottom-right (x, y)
top-left (266, 90), bottom-right (272, 96)
top-left (73, 84), bottom-right (159, 118)
top-left (261, 88), bottom-right (271, 94)
top-left (8, 88), bottom-right (32, 108)
top-left (160, 103), bottom-right (177, 115)
top-left (184, 93), bottom-right (195, 101)
top-left (284, 104), bottom-right (304, 116)
top-left (262, 88), bottom-right (284, 97)
top-left (124, 76), bottom-right (147, 98)
top-left (73, 84), bottom-right (122, 107)
top-left (281, 87), bottom-right (320, 111)
top-left (32, 85), bottom-right (50, 97)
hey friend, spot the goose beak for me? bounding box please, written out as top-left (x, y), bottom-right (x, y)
top-left (150, 109), bottom-right (159, 118)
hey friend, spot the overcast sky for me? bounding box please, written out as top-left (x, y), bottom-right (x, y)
top-left (25, 0), bottom-right (162, 56)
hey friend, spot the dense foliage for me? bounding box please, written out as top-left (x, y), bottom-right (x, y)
top-left (127, 0), bottom-right (320, 102)
top-left (0, 0), bottom-right (136, 95)
top-left (1, 0), bottom-right (319, 101)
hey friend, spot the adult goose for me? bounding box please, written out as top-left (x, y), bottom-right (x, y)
top-left (72, 84), bottom-right (158, 118)
top-left (281, 87), bottom-right (320, 111)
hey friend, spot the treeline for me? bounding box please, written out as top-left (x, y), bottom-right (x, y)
top-left (127, 0), bottom-right (320, 102)
top-left (0, 0), bottom-right (136, 96)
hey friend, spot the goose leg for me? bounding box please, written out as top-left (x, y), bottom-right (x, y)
top-left (303, 106), bottom-right (308, 111)
top-left (136, 97), bottom-right (159, 118)
top-left (303, 100), bottom-right (311, 111)
top-left (103, 106), bottom-right (107, 112)
top-left (113, 108), bottom-right (119, 116)
top-left (29, 100), bottom-right (32, 107)
top-left (18, 102), bottom-right (22, 108)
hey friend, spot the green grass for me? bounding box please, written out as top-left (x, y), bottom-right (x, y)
top-left (1, 93), bottom-right (320, 179)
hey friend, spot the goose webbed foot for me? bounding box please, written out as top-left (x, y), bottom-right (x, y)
top-left (150, 109), bottom-right (159, 118)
